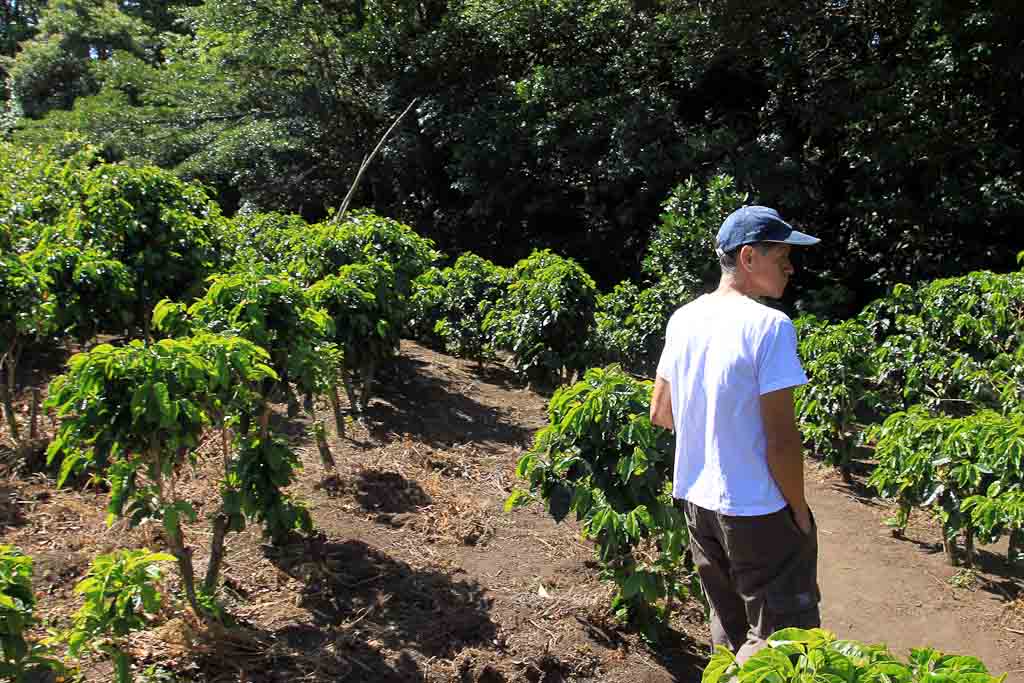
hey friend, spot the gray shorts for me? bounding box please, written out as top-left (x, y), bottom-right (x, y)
top-left (680, 499), bottom-right (821, 663)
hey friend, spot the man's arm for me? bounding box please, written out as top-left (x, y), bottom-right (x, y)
top-left (650, 376), bottom-right (674, 431)
top-left (760, 387), bottom-right (811, 533)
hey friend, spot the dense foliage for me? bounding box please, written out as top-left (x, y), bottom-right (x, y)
top-left (795, 270), bottom-right (1024, 564)
top-left (484, 249), bottom-right (597, 387)
top-left (702, 628), bottom-right (1006, 683)
top-left (4, 1), bottom-right (1022, 308)
top-left (408, 253), bottom-right (508, 363)
top-left (507, 366), bottom-right (694, 638)
top-left (0, 545), bottom-right (60, 681)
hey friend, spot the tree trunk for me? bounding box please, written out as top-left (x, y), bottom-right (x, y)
top-left (942, 523), bottom-right (959, 566)
top-left (0, 366), bottom-right (19, 444)
top-left (29, 388), bottom-right (39, 440)
top-left (360, 360), bottom-right (375, 411)
top-left (964, 528), bottom-right (975, 569)
top-left (343, 372), bottom-right (359, 413)
top-left (285, 384), bottom-right (300, 418)
top-left (220, 418), bottom-right (230, 475)
top-left (314, 420), bottom-right (335, 470)
top-left (329, 384), bottom-right (345, 438)
top-left (1009, 528), bottom-right (1024, 566)
top-left (204, 513), bottom-right (229, 595)
top-left (259, 405), bottom-right (272, 440)
top-left (168, 521), bottom-right (203, 618)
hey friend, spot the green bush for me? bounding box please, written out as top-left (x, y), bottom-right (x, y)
top-left (45, 335), bottom-right (307, 619)
top-left (507, 366), bottom-right (693, 639)
top-left (155, 268), bottom-right (333, 410)
top-left (868, 408), bottom-right (1024, 566)
top-left (290, 211), bottom-right (439, 295)
top-left (66, 549), bottom-right (174, 683)
top-left (408, 253), bottom-right (508, 364)
top-left (702, 628), bottom-right (1005, 683)
top-left (794, 317), bottom-right (884, 477)
top-left (485, 249), bottom-right (597, 387)
top-left (308, 259), bottom-right (402, 413)
top-left (0, 545), bottom-right (61, 682)
top-left (590, 277), bottom-right (693, 377)
top-left (47, 163), bottom-right (222, 335)
top-left (641, 175), bottom-right (747, 288)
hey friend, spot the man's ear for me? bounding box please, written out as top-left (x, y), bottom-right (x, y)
top-left (740, 244), bottom-right (755, 270)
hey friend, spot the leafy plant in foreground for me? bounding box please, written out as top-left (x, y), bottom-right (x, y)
top-left (702, 627), bottom-right (1005, 683)
top-left (65, 550), bottom-right (174, 683)
top-left (0, 545), bottom-right (62, 682)
top-left (45, 336), bottom-right (303, 618)
top-left (507, 366), bottom-right (692, 638)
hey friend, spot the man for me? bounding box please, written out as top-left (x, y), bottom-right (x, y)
top-left (649, 205), bottom-right (821, 663)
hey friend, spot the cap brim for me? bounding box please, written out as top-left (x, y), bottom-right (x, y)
top-left (765, 229), bottom-right (820, 246)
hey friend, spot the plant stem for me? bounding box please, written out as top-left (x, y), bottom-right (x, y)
top-left (110, 646), bottom-right (131, 683)
top-left (329, 383), bottom-right (345, 438)
top-left (361, 360), bottom-right (375, 411)
top-left (942, 522), bottom-right (959, 566)
top-left (0, 365), bottom-right (19, 443)
top-left (28, 387), bottom-right (39, 440)
top-left (964, 528), bottom-right (975, 569)
top-left (342, 372), bottom-right (359, 414)
top-left (204, 513), bottom-right (229, 595)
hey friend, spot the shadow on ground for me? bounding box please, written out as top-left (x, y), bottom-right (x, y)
top-left (266, 535), bottom-right (498, 659)
top-left (365, 356), bottom-right (534, 450)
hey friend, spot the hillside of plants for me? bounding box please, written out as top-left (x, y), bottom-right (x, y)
top-left (2, 1), bottom-right (1024, 682)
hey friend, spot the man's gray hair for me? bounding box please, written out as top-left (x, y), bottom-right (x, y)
top-left (718, 242), bottom-right (773, 273)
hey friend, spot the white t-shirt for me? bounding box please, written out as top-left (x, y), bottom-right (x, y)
top-left (656, 294), bottom-right (808, 516)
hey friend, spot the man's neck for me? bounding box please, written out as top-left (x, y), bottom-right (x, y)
top-left (714, 274), bottom-right (755, 298)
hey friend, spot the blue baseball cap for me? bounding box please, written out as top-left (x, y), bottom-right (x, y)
top-left (715, 206), bottom-right (820, 256)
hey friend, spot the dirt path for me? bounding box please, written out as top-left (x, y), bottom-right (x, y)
top-left (808, 469), bottom-right (1024, 680)
top-left (1, 340), bottom-right (1021, 681)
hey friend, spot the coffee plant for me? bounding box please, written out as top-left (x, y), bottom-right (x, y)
top-left (56, 164), bottom-right (222, 337)
top-left (307, 259), bottom-right (400, 413)
top-left (590, 277), bottom-right (694, 377)
top-left (702, 627), bottom-right (1005, 683)
top-left (868, 408), bottom-right (1024, 566)
top-left (484, 249), bottom-right (597, 388)
top-left (411, 253), bottom-right (508, 365)
top-left (0, 545), bottom-right (61, 682)
top-left (154, 268), bottom-right (333, 416)
top-left (794, 317), bottom-right (884, 478)
top-left (45, 335), bottom-right (307, 619)
top-left (289, 211), bottom-right (439, 299)
top-left (506, 365), bottom-right (694, 639)
top-left (0, 255), bottom-right (52, 445)
top-left (65, 549), bottom-right (174, 683)
top-left (25, 241), bottom-right (135, 348)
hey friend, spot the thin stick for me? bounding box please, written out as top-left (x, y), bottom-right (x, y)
top-left (334, 98), bottom-right (419, 223)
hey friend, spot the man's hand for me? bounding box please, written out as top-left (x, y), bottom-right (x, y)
top-left (791, 503), bottom-right (813, 536)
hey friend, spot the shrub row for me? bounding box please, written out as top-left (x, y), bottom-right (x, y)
top-left (795, 271), bottom-right (1024, 566)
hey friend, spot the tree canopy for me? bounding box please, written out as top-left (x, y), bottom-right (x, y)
top-left (4, 0), bottom-right (1023, 312)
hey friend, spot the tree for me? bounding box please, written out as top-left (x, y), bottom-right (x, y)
top-left (45, 335), bottom-right (305, 618)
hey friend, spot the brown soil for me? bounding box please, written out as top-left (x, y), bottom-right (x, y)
top-left (1, 340), bottom-right (1021, 681)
